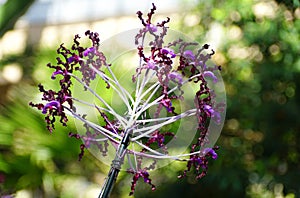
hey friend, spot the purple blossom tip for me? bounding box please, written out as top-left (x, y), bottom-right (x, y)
top-left (83, 47), bottom-right (96, 56)
top-left (203, 148), bottom-right (218, 159)
top-left (203, 71), bottom-right (218, 83)
top-left (146, 23), bottom-right (158, 32)
top-left (161, 98), bottom-right (173, 112)
top-left (51, 70), bottom-right (64, 79)
top-left (161, 48), bottom-right (176, 58)
top-left (68, 55), bottom-right (79, 63)
top-left (203, 105), bottom-right (214, 114)
top-left (168, 72), bottom-right (183, 84)
top-left (147, 59), bottom-right (157, 69)
top-left (203, 105), bottom-right (221, 124)
top-left (183, 50), bottom-right (195, 60)
top-left (129, 169), bottom-right (156, 196)
top-left (42, 100), bottom-right (61, 114)
top-left (213, 111), bottom-right (221, 124)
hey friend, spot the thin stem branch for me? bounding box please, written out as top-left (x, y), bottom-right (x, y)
top-left (71, 97), bottom-right (127, 126)
top-left (106, 66), bottom-right (134, 103)
top-left (126, 153), bottom-right (137, 172)
top-left (70, 73), bottom-right (127, 128)
top-left (133, 140), bottom-right (166, 156)
top-left (88, 65), bottom-right (133, 114)
top-left (63, 105), bottom-right (122, 141)
top-left (135, 39), bottom-right (146, 103)
top-left (133, 82), bottom-right (161, 120)
top-left (137, 73), bottom-right (203, 117)
top-left (127, 147), bottom-right (205, 161)
top-left (139, 80), bottom-right (160, 101)
top-left (104, 66), bottom-right (134, 106)
top-left (135, 108), bottom-right (197, 124)
top-left (131, 108), bottom-right (196, 140)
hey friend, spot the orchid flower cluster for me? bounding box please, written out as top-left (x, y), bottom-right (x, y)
top-left (30, 3), bottom-right (225, 196)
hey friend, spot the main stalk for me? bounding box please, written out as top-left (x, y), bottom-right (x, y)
top-left (98, 129), bottom-right (131, 198)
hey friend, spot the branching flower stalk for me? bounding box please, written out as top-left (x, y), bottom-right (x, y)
top-left (30, 3), bottom-right (225, 198)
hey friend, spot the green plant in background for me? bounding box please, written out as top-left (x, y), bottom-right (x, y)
top-left (0, 0), bottom-right (35, 38)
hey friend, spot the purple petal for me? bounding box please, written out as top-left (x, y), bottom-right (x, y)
top-left (51, 70), bottom-right (63, 79)
top-left (42, 100), bottom-right (61, 114)
top-left (183, 50), bottom-right (195, 60)
top-left (212, 111), bottom-right (221, 124)
top-left (203, 105), bottom-right (221, 123)
top-left (147, 59), bottom-right (156, 69)
top-left (161, 48), bottom-right (170, 54)
top-left (204, 105), bottom-right (214, 114)
top-left (146, 24), bottom-right (157, 32)
top-left (68, 55), bottom-right (79, 63)
top-left (203, 71), bottom-right (218, 83)
top-left (161, 48), bottom-right (176, 58)
top-left (203, 148), bottom-right (218, 159)
top-left (161, 98), bottom-right (173, 112)
top-left (168, 72), bottom-right (183, 84)
top-left (83, 47), bottom-right (95, 56)
top-left (169, 51), bottom-right (176, 58)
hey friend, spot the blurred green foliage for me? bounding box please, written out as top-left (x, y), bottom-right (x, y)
top-left (0, 0), bottom-right (35, 38)
top-left (0, 0), bottom-right (300, 197)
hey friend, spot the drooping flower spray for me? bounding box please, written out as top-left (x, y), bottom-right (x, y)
top-left (30, 3), bottom-right (226, 198)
